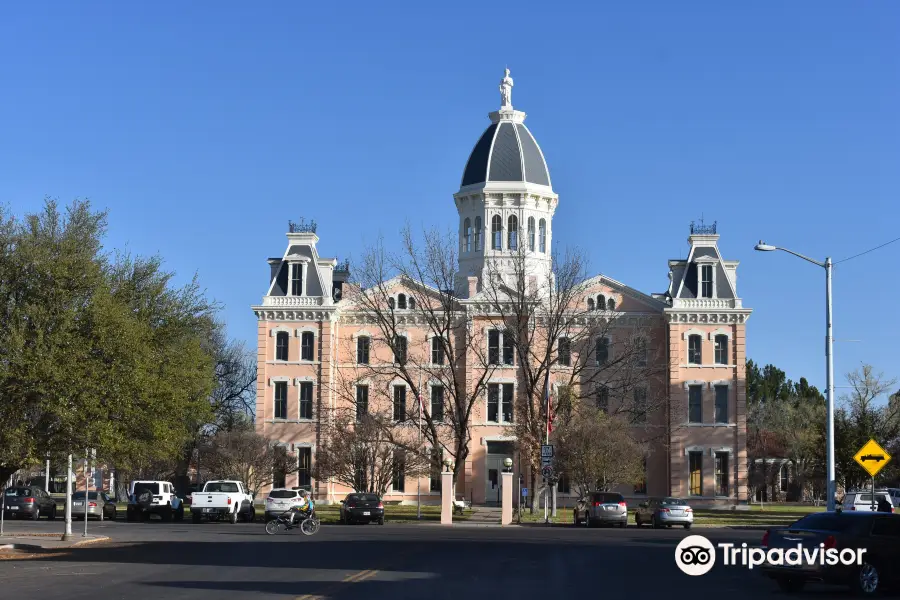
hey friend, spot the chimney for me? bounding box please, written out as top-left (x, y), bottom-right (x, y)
top-left (467, 276), bottom-right (479, 298)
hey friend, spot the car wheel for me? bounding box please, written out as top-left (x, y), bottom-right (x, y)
top-left (587, 518), bottom-right (594, 528)
top-left (379, 518), bottom-right (384, 525)
top-left (49, 505), bottom-right (57, 521)
top-left (175, 506), bottom-right (184, 522)
top-left (619, 521), bottom-right (626, 528)
top-left (31, 508), bottom-right (40, 521)
top-left (110, 509), bottom-right (117, 521)
top-left (652, 516), bottom-right (661, 529)
top-left (635, 514), bottom-right (642, 528)
top-left (683, 523), bottom-right (691, 530)
top-left (776, 577), bottom-right (806, 594)
top-left (229, 510), bottom-right (239, 524)
top-left (127, 509), bottom-right (136, 522)
top-left (247, 508), bottom-right (256, 523)
top-left (851, 562), bottom-right (880, 596)
top-left (192, 511), bottom-right (202, 524)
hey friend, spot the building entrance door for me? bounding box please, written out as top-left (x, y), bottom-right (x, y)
top-left (486, 456), bottom-right (502, 504)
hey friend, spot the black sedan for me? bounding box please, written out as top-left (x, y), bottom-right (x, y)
top-left (339, 493), bottom-right (384, 525)
top-left (761, 511), bottom-right (900, 595)
top-left (3, 486), bottom-right (58, 520)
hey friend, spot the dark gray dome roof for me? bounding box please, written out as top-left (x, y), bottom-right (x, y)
top-left (461, 121), bottom-right (551, 188)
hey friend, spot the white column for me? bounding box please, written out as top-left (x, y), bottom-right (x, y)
top-left (440, 472), bottom-right (453, 525)
top-left (501, 472), bottom-right (513, 525)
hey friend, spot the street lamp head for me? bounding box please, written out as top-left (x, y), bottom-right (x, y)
top-left (503, 457), bottom-right (513, 472)
top-left (754, 241), bottom-right (777, 252)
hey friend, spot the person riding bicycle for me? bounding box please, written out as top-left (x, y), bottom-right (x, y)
top-left (288, 490), bottom-right (313, 525)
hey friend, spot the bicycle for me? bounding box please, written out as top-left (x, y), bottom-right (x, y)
top-left (265, 507), bottom-right (320, 536)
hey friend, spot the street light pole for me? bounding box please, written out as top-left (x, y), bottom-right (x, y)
top-left (755, 242), bottom-right (836, 512)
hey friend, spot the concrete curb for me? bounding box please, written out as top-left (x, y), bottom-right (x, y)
top-left (0, 543), bottom-right (44, 551)
top-left (70, 536), bottom-right (111, 547)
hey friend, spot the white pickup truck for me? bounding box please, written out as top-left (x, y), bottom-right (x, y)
top-left (190, 480), bottom-right (256, 523)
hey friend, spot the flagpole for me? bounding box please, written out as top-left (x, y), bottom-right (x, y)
top-left (417, 370), bottom-right (423, 521)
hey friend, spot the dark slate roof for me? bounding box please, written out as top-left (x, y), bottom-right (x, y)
top-left (461, 122), bottom-right (551, 187)
top-left (673, 245), bottom-right (736, 300)
top-left (269, 245), bottom-right (325, 297)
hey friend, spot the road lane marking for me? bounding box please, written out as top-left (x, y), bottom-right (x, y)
top-left (295, 569), bottom-right (379, 599)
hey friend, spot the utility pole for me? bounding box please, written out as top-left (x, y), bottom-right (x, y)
top-left (62, 454), bottom-right (73, 541)
top-left (83, 449), bottom-right (90, 537)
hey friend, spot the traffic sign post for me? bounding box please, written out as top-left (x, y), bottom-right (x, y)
top-left (521, 487), bottom-right (528, 497)
top-left (854, 439), bottom-right (891, 511)
top-left (541, 465), bottom-right (554, 481)
top-left (541, 444), bottom-right (554, 467)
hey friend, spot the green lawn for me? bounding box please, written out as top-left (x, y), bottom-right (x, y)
top-left (255, 502), bottom-right (470, 523)
top-left (514, 504), bottom-right (825, 527)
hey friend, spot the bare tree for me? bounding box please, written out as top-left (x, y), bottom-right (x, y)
top-left (481, 247), bottom-right (667, 509)
top-left (554, 407), bottom-right (646, 496)
top-left (200, 429), bottom-right (297, 497)
top-left (333, 226), bottom-right (499, 488)
top-left (315, 413), bottom-right (429, 496)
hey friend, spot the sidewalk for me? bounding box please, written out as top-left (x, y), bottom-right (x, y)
top-left (0, 532), bottom-right (109, 551)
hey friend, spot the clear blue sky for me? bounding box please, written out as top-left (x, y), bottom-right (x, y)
top-left (1, 2), bottom-right (898, 398)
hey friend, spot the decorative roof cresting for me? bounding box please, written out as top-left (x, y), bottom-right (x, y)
top-left (289, 218), bottom-right (317, 234)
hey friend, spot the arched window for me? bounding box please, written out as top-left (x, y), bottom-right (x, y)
top-left (397, 294), bottom-right (407, 310)
top-left (587, 298), bottom-right (595, 311)
top-left (463, 218), bottom-right (471, 253)
top-left (688, 334), bottom-right (702, 365)
top-left (597, 295), bottom-right (606, 310)
top-left (527, 217), bottom-right (535, 251)
top-left (538, 219), bottom-right (546, 253)
top-left (301, 331), bottom-right (315, 361)
top-left (275, 332), bottom-right (289, 361)
top-left (474, 216), bottom-right (482, 251)
top-left (491, 215), bottom-right (502, 250)
top-left (408, 296), bottom-right (415, 310)
top-left (607, 298), bottom-right (616, 311)
top-left (507, 215), bottom-right (518, 250)
top-left (388, 297), bottom-right (395, 309)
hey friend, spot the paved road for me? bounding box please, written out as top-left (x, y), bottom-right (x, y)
top-left (1, 519), bottom-right (852, 599)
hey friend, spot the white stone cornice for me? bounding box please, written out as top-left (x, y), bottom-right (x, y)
top-left (664, 309), bottom-right (751, 325)
top-left (261, 296), bottom-right (326, 307)
top-left (253, 307), bottom-right (336, 322)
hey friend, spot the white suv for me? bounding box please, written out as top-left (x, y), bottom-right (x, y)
top-left (841, 490), bottom-right (894, 512)
top-left (265, 488), bottom-right (306, 521)
top-left (886, 488), bottom-right (900, 508)
top-left (127, 480), bottom-right (184, 521)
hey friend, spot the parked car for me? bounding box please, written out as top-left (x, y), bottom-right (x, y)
top-left (634, 497), bottom-right (693, 529)
top-left (339, 493), bottom-right (384, 525)
top-left (191, 480), bottom-right (255, 523)
top-left (2, 486), bottom-right (58, 520)
top-left (265, 488), bottom-right (307, 521)
top-left (841, 490), bottom-right (894, 512)
top-left (72, 491), bottom-right (117, 520)
top-left (885, 488), bottom-right (900, 508)
top-left (574, 491), bottom-right (627, 528)
top-left (760, 511), bottom-right (900, 595)
top-left (126, 480), bottom-right (184, 522)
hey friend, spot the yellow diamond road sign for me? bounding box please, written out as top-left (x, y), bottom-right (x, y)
top-left (854, 439), bottom-right (891, 478)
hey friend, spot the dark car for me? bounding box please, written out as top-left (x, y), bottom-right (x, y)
top-left (761, 511), bottom-right (900, 595)
top-left (339, 493), bottom-right (384, 525)
top-left (3, 486), bottom-right (58, 520)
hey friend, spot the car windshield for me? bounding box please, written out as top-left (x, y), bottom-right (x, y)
top-left (133, 483), bottom-right (159, 495)
top-left (269, 490), bottom-right (297, 499)
top-left (592, 493), bottom-right (623, 504)
top-left (661, 498), bottom-right (687, 506)
top-left (72, 491), bottom-right (100, 500)
top-left (205, 482), bottom-right (239, 493)
top-left (4, 488), bottom-right (31, 497)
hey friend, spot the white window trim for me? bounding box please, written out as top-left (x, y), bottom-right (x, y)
top-left (682, 380), bottom-right (706, 391)
top-left (708, 328), bottom-right (732, 341)
top-left (684, 445), bottom-right (705, 456)
top-left (352, 330), bottom-right (373, 340)
top-left (429, 335), bottom-right (448, 366)
top-left (696, 260), bottom-right (717, 300)
top-left (710, 379), bottom-right (731, 388)
top-left (269, 376), bottom-right (293, 387)
top-left (682, 328), bottom-right (705, 341)
top-left (710, 447), bottom-right (733, 456)
top-left (485, 328), bottom-right (514, 367)
top-left (484, 381), bottom-right (516, 425)
top-left (298, 330), bottom-right (316, 362)
top-left (296, 379), bottom-right (316, 421)
top-left (285, 257), bottom-right (311, 297)
top-left (295, 327), bottom-right (317, 336)
top-left (270, 326), bottom-right (293, 337)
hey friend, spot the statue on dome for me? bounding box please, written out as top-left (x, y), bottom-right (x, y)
top-left (499, 68), bottom-right (514, 109)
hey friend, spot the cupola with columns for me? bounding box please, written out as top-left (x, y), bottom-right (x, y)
top-left (454, 69), bottom-right (559, 297)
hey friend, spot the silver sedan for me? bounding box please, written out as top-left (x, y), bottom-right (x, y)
top-left (634, 497), bottom-right (693, 529)
top-left (72, 491), bottom-right (117, 520)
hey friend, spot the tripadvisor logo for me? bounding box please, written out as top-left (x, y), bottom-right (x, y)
top-left (675, 535), bottom-right (867, 576)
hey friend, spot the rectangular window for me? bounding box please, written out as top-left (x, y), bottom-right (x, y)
top-left (275, 332), bottom-right (289, 361)
top-left (488, 330), bottom-right (500, 365)
top-left (558, 337), bottom-right (570, 366)
top-left (596, 386), bottom-right (609, 412)
top-left (291, 263), bottom-right (303, 296)
top-left (274, 381), bottom-right (287, 419)
top-left (637, 338), bottom-right (648, 366)
top-left (301, 332), bottom-right (314, 361)
top-left (297, 447), bottom-right (312, 488)
top-left (502, 332), bottom-right (514, 365)
top-left (357, 336), bottom-right (370, 364)
top-left (714, 385), bottom-right (728, 424)
top-left (501, 383), bottom-right (514, 423)
top-left (714, 334), bottom-right (728, 365)
top-left (700, 265), bottom-right (713, 299)
top-left (634, 457), bottom-right (647, 494)
top-left (688, 385), bottom-right (702, 424)
top-left (689, 451), bottom-right (703, 496)
top-left (715, 452), bottom-right (729, 497)
top-left (487, 384), bottom-right (499, 422)
top-left (431, 385), bottom-right (444, 422)
top-left (393, 385), bottom-right (406, 422)
top-left (299, 382), bottom-right (313, 420)
top-left (557, 472), bottom-right (571, 494)
top-left (596, 338), bottom-right (609, 365)
top-left (392, 451), bottom-right (405, 493)
top-left (431, 337), bottom-right (444, 365)
top-left (356, 385), bottom-right (368, 421)
top-left (394, 335), bottom-right (407, 365)
top-left (688, 335), bottom-right (702, 365)
top-left (633, 387), bottom-right (648, 423)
